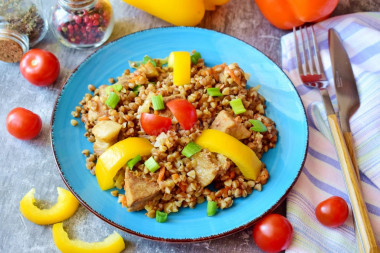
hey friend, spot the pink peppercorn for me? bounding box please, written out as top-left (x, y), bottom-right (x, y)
top-left (74, 15), bottom-right (82, 24)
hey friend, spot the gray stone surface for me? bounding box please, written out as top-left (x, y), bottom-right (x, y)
top-left (0, 0), bottom-right (378, 252)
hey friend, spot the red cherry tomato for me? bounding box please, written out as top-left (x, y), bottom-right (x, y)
top-left (315, 196), bottom-right (349, 227)
top-left (6, 107), bottom-right (42, 140)
top-left (166, 99), bottom-right (197, 130)
top-left (140, 113), bottom-right (172, 136)
top-left (253, 214), bottom-right (293, 253)
top-left (20, 49), bottom-right (60, 86)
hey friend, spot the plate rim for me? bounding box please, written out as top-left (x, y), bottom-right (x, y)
top-left (50, 26), bottom-right (309, 242)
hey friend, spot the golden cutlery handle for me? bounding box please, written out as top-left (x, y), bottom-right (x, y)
top-left (343, 132), bottom-right (360, 179)
top-left (327, 114), bottom-right (379, 253)
top-left (343, 131), bottom-right (365, 253)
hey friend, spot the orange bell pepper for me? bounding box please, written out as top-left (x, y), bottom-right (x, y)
top-left (255, 0), bottom-right (339, 30)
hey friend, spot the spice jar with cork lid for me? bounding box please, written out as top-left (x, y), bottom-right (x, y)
top-left (50, 0), bottom-right (114, 49)
top-left (0, 0), bottom-right (48, 63)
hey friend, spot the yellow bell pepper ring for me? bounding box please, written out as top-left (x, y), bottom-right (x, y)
top-left (19, 187), bottom-right (79, 225)
top-left (169, 51), bottom-right (191, 86)
top-left (122, 0), bottom-right (205, 26)
top-left (95, 137), bottom-right (153, 190)
top-left (52, 223), bottom-right (125, 253)
top-left (195, 129), bottom-right (262, 180)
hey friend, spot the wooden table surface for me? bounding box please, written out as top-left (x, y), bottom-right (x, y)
top-left (0, 0), bottom-right (378, 252)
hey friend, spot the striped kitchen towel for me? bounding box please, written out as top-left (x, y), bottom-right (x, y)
top-left (281, 12), bottom-right (380, 252)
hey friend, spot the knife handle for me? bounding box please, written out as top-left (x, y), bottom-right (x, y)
top-left (327, 114), bottom-right (379, 253)
top-left (343, 132), bottom-right (365, 253)
top-left (343, 132), bottom-right (360, 180)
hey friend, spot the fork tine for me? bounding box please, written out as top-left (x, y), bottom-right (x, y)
top-left (305, 27), bottom-right (318, 75)
top-left (300, 26), bottom-right (311, 75)
top-left (311, 26), bottom-right (326, 78)
top-left (293, 27), bottom-right (304, 76)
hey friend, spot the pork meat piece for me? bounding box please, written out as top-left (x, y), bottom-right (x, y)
top-left (210, 110), bottom-right (251, 140)
top-left (124, 171), bottom-right (161, 211)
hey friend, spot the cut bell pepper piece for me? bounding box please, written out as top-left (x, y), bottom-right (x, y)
top-left (171, 51), bottom-right (191, 86)
top-left (52, 223), bottom-right (125, 253)
top-left (19, 187), bottom-right (79, 225)
top-left (121, 0), bottom-right (205, 26)
top-left (95, 137), bottom-right (153, 190)
top-left (195, 129), bottom-right (262, 180)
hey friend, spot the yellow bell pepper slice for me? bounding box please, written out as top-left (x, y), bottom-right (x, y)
top-left (206, 0), bottom-right (230, 5)
top-left (122, 0), bottom-right (205, 26)
top-left (52, 223), bottom-right (125, 253)
top-left (95, 137), bottom-right (153, 190)
top-left (169, 51), bottom-right (191, 86)
top-left (195, 129), bottom-right (262, 180)
top-left (19, 187), bottom-right (79, 225)
top-left (204, 0), bottom-right (230, 10)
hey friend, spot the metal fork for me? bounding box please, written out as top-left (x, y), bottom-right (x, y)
top-left (293, 26), bottom-right (378, 253)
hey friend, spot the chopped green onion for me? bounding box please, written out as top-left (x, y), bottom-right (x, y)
top-left (145, 156), bottom-right (160, 172)
top-left (106, 84), bottom-right (122, 94)
top-left (156, 210), bottom-right (168, 223)
top-left (191, 51), bottom-right (201, 65)
top-left (229, 98), bottom-right (246, 115)
top-left (158, 57), bottom-right (168, 66)
top-left (182, 142), bottom-right (202, 158)
top-left (132, 85), bottom-right (142, 95)
top-left (207, 201), bottom-right (217, 216)
top-left (127, 155), bottom-right (141, 170)
top-left (207, 87), bottom-right (223, 97)
top-left (249, 119), bottom-right (267, 132)
top-left (105, 92), bottom-right (120, 109)
top-left (151, 94), bottom-right (165, 111)
top-left (128, 55), bottom-right (157, 68)
top-left (113, 83), bottom-right (122, 91)
top-left (143, 55), bottom-right (157, 67)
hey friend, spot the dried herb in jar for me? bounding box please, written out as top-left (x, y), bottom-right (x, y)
top-left (0, 0), bottom-right (46, 45)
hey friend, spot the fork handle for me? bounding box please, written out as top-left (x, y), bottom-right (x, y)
top-left (327, 114), bottom-right (379, 253)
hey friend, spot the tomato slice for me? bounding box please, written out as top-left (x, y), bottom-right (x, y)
top-left (166, 99), bottom-right (197, 130)
top-left (140, 113), bottom-right (172, 136)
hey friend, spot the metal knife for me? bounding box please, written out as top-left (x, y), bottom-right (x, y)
top-left (328, 28), bottom-right (360, 179)
top-left (328, 28), bottom-right (379, 253)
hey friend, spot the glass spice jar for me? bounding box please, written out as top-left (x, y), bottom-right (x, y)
top-left (0, 0), bottom-right (48, 63)
top-left (50, 0), bottom-right (114, 49)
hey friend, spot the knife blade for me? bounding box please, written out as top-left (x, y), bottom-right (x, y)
top-left (328, 28), bottom-right (360, 178)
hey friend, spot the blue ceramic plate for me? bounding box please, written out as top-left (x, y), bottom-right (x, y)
top-left (51, 27), bottom-right (308, 242)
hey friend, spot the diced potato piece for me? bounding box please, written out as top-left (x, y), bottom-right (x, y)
top-left (92, 120), bottom-right (122, 143)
